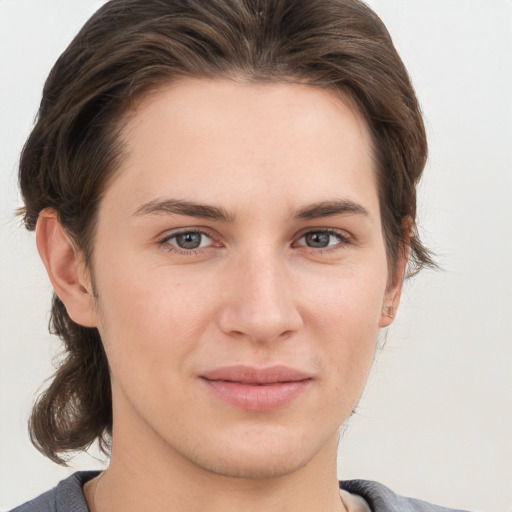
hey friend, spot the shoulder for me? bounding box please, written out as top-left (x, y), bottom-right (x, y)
top-left (8, 471), bottom-right (100, 512)
top-left (340, 479), bottom-right (472, 512)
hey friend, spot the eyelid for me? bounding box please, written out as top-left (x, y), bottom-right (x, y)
top-left (158, 224), bottom-right (216, 240)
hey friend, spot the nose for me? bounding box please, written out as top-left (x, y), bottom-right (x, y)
top-left (217, 248), bottom-right (303, 344)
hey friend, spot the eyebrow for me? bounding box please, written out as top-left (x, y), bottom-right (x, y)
top-left (133, 198), bottom-right (368, 222)
top-left (133, 198), bottom-right (234, 222)
top-left (296, 200), bottom-right (369, 220)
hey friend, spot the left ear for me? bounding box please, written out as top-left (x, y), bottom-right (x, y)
top-left (379, 223), bottom-right (411, 328)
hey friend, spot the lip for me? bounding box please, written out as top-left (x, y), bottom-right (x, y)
top-left (199, 365), bottom-right (312, 412)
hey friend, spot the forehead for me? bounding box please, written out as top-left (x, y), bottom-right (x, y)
top-left (104, 79), bottom-right (377, 218)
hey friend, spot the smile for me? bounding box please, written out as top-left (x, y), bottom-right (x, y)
top-left (200, 365), bottom-right (312, 412)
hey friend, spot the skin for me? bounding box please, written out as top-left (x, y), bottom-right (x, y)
top-left (37, 79), bottom-right (405, 512)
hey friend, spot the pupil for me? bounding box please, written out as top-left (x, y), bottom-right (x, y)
top-left (177, 232), bottom-right (201, 249)
top-left (306, 232), bottom-right (330, 248)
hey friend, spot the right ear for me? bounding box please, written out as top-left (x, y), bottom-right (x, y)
top-left (36, 209), bottom-right (98, 327)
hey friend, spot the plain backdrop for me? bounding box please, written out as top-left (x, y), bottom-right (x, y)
top-left (1, 1), bottom-right (511, 511)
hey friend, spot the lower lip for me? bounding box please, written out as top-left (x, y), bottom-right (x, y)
top-left (201, 378), bottom-right (311, 412)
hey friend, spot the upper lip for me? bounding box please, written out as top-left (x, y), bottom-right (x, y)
top-left (200, 365), bottom-right (312, 385)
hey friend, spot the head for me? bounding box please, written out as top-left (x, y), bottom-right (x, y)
top-left (20, 0), bottom-right (433, 466)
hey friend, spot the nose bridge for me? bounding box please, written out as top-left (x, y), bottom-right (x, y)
top-left (218, 244), bottom-right (302, 342)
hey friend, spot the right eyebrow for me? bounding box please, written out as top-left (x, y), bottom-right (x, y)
top-left (132, 198), bottom-right (234, 222)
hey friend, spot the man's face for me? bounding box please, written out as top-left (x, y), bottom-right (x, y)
top-left (88, 79), bottom-right (399, 479)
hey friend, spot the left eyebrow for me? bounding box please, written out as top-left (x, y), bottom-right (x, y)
top-left (296, 200), bottom-right (369, 220)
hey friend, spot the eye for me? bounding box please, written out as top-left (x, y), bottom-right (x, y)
top-left (295, 230), bottom-right (348, 249)
top-left (162, 230), bottom-right (214, 251)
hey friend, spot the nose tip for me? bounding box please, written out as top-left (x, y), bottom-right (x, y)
top-left (217, 255), bottom-right (303, 344)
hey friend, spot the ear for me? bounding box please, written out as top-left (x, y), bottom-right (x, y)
top-left (36, 209), bottom-right (98, 327)
top-left (378, 223), bottom-right (411, 328)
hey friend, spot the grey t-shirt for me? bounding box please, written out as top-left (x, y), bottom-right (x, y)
top-left (9, 471), bottom-right (471, 512)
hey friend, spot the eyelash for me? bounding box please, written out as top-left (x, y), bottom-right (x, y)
top-left (158, 228), bottom-right (352, 255)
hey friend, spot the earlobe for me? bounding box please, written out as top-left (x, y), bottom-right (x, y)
top-left (378, 286), bottom-right (402, 328)
top-left (36, 209), bottom-right (98, 327)
top-left (379, 224), bottom-right (411, 328)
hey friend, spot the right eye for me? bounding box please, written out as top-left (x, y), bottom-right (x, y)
top-left (161, 230), bottom-right (214, 252)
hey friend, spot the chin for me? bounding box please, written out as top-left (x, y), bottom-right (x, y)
top-left (190, 447), bottom-right (312, 481)
top-left (172, 424), bottom-right (338, 481)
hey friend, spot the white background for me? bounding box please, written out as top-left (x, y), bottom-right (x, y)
top-left (1, 1), bottom-right (511, 511)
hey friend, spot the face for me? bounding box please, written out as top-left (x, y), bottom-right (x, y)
top-left (87, 79), bottom-right (401, 479)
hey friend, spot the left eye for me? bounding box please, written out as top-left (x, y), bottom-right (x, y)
top-left (296, 231), bottom-right (345, 249)
top-left (164, 231), bottom-right (213, 250)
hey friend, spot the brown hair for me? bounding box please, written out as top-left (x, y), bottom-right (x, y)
top-left (19, 0), bottom-right (434, 464)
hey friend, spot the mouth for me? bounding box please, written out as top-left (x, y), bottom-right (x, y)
top-left (199, 365), bottom-right (312, 412)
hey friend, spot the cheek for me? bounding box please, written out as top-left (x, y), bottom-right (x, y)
top-left (93, 258), bottom-right (218, 383)
top-left (303, 259), bottom-right (388, 331)
top-left (303, 265), bottom-right (387, 390)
